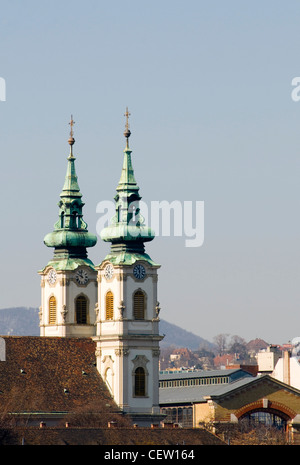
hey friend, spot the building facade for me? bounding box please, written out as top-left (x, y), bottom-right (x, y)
top-left (39, 113), bottom-right (163, 425)
top-left (159, 368), bottom-right (300, 442)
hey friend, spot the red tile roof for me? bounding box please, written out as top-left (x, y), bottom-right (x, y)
top-left (0, 336), bottom-right (225, 445)
top-left (0, 336), bottom-right (122, 420)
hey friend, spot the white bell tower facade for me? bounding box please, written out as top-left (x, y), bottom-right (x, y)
top-left (94, 110), bottom-right (163, 425)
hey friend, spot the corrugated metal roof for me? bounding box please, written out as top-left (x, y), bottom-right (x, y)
top-left (159, 376), bottom-right (256, 405)
top-left (159, 368), bottom-right (245, 380)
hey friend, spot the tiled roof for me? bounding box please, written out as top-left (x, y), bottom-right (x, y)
top-left (0, 336), bottom-right (125, 424)
top-left (1, 426), bottom-right (225, 445)
top-left (0, 336), bottom-right (225, 445)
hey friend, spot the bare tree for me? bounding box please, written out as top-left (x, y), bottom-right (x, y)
top-left (213, 334), bottom-right (229, 356)
top-left (228, 335), bottom-right (249, 360)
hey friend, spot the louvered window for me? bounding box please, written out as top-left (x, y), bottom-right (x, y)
top-left (76, 295), bottom-right (87, 324)
top-left (134, 367), bottom-right (146, 396)
top-left (133, 291), bottom-right (145, 320)
top-left (105, 291), bottom-right (114, 320)
top-left (49, 296), bottom-right (57, 324)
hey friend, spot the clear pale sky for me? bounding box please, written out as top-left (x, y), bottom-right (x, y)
top-left (0, 0), bottom-right (300, 344)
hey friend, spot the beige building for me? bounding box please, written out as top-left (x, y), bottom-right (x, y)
top-left (256, 345), bottom-right (282, 374)
top-left (159, 368), bottom-right (300, 442)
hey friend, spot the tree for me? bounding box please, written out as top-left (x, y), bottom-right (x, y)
top-left (213, 334), bottom-right (229, 356)
top-left (228, 335), bottom-right (249, 360)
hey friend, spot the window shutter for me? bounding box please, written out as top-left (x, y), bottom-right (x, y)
top-left (135, 367), bottom-right (146, 396)
top-left (76, 296), bottom-right (87, 324)
top-left (106, 291), bottom-right (114, 320)
top-left (133, 291), bottom-right (145, 320)
top-left (49, 296), bottom-right (57, 325)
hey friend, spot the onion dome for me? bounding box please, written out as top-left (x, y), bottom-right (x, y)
top-left (43, 116), bottom-right (97, 268)
top-left (100, 109), bottom-right (157, 266)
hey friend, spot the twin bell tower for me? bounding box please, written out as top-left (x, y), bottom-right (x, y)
top-left (38, 111), bottom-right (163, 426)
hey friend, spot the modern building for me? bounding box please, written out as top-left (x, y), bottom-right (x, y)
top-left (272, 346), bottom-right (300, 391)
top-left (256, 345), bottom-right (282, 375)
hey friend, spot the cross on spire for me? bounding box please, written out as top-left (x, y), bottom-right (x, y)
top-left (123, 107), bottom-right (131, 146)
top-left (69, 115), bottom-right (75, 138)
top-left (68, 115), bottom-right (75, 150)
top-left (124, 107), bottom-right (130, 130)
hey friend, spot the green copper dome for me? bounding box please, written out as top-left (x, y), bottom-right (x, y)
top-left (100, 110), bottom-right (158, 266)
top-left (43, 118), bottom-right (97, 269)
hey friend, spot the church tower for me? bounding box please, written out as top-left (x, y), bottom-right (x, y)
top-left (39, 117), bottom-right (98, 337)
top-left (93, 109), bottom-right (163, 426)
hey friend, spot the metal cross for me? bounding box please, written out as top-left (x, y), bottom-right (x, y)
top-left (69, 115), bottom-right (75, 137)
top-left (124, 107), bottom-right (130, 131)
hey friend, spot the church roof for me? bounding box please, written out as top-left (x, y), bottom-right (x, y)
top-left (2, 425), bottom-right (224, 445)
top-left (0, 336), bottom-right (122, 421)
top-left (0, 336), bottom-right (225, 445)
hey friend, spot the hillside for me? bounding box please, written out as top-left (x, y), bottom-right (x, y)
top-left (0, 307), bottom-right (213, 350)
top-left (159, 319), bottom-right (214, 350)
top-left (0, 307), bottom-right (40, 336)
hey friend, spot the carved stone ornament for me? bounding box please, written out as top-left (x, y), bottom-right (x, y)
top-left (61, 305), bottom-right (68, 323)
top-left (155, 301), bottom-right (161, 317)
top-left (118, 300), bottom-right (125, 319)
top-left (115, 348), bottom-right (129, 357)
top-left (95, 348), bottom-right (102, 358)
top-left (131, 354), bottom-right (149, 373)
top-left (152, 349), bottom-right (160, 357)
top-left (94, 303), bottom-right (100, 321)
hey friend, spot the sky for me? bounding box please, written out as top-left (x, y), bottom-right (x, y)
top-left (0, 0), bottom-right (300, 345)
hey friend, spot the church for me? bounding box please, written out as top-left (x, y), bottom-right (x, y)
top-left (38, 111), bottom-right (163, 427)
top-left (2, 112), bottom-right (300, 445)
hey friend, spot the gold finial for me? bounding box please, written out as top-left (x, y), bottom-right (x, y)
top-left (68, 115), bottom-right (75, 146)
top-left (124, 107), bottom-right (131, 146)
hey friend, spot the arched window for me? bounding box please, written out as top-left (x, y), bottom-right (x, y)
top-left (240, 411), bottom-right (287, 430)
top-left (133, 290), bottom-right (145, 320)
top-left (134, 367), bottom-right (146, 396)
top-left (76, 295), bottom-right (88, 324)
top-left (49, 296), bottom-right (57, 324)
top-left (72, 211), bottom-right (77, 229)
top-left (105, 291), bottom-right (114, 320)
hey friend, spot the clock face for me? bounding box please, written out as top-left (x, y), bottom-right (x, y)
top-left (133, 264), bottom-right (146, 280)
top-left (104, 264), bottom-right (114, 280)
top-left (47, 269), bottom-right (57, 285)
top-left (75, 269), bottom-right (89, 285)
